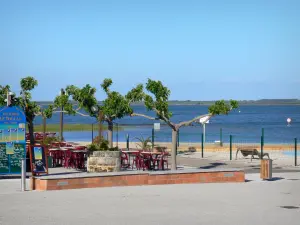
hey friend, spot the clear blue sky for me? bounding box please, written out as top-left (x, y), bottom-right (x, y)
top-left (0, 0), bottom-right (299, 101)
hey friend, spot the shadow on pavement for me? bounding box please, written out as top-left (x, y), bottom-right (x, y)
top-left (199, 162), bottom-right (227, 169)
top-left (264, 177), bottom-right (284, 182)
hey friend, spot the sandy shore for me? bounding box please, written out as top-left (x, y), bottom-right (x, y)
top-left (76, 141), bottom-right (296, 152)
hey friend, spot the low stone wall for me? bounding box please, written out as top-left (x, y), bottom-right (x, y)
top-left (87, 151), bottom-right (121, 172)
top-left (30, 169), bottom-right (245, 191)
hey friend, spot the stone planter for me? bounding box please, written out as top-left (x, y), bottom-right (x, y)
top-left (87, 151), bottom-right (121, 172)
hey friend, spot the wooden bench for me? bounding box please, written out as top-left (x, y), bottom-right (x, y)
top-left (236, 147), bottom-right (270, 161)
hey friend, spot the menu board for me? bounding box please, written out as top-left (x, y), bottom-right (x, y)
top-left (10, 144), bottom-right (25, 173)
top-left (0, 143), bottom-right (9, 174)
top-left (29, 146), bottom-right (48, 174)
top-left (0, 106), bottom-right (26, 174)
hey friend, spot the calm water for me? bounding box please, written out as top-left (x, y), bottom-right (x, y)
top-left (35, 105), bottom-right (300, 143)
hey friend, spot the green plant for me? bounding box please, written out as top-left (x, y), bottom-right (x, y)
top-left (135, 136), bottom-right (152, 150)
top-left (99, 139), bottom-right (109, 150)
top-left (87, 143), bottom-right (99, 151)
top-left (41, 136), bottom-right (60, 146)
top-left (88, 137), bottom-right (113, 151)
top-left (93, 135), bottom-right (104, 144)
top-left (108, 146), bottom-right (119, 151)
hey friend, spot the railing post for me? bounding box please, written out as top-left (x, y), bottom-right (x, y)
top-left (260, 136), bottom-right (264, 159)
top-left (230, 135), bottom-right (232, 160)
top-left (126, 134), bottom-right (129, 150)
top-left (91, 124), bottom-right (94, 143)
top-left (177, 129), bottom-right (180, 147)
top-left (295, 138), bottom-right (297, 167)
top-left (152, 128), bottom-right (154, 150)
top-left (220, 128), bottom-right (223, 147)
top-left (201, 133), bottom-right (204, 158)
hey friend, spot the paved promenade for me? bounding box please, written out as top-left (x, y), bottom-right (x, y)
top-left (1, 172), bottom-right (299, 225)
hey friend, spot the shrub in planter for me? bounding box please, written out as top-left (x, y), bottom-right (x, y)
top-left (40, 136), bottom-right (60, 146)
top-left (88, 138), bottom-right (109, 151)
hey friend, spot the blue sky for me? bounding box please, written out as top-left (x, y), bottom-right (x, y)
top-left (0, 0), bottom-right (299, 101)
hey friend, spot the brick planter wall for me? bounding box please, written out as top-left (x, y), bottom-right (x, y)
top-left (31, 169), bottom-right (245, 191)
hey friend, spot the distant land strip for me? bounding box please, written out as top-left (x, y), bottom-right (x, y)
top-left (36, 99), bottom-right (300, 106)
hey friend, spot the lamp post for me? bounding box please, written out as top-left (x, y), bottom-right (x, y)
top-left (91, 121), bottom-right (98, 143)
top-left (4, 91), bottom-right (14, 106)
top-left (59, 88), bottom-right (65, 142)
top-left (112, 121), bottom-right (119, 148)
top-left (21, 90), bottom-right (26, 192)
top-left (199, 116), bottom-right (210, 145)
top-left (92, 106), bottom-right (103, 141)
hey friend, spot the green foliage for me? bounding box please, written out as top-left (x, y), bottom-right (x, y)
top-left (0, 85), bottom-right (10, 106)
top-left (87, 143), bottom-right (99, 151)
top-left (53, 91), bottom-right (76, 115)
top-left (102, 91), bottom-right (133, 120)
top-left (208, 100), bottom-right (239, 115)
top-left (66, 84), bottom-right (98, 117)
top-left (43, 105), bottom-right (54, 119)
top-left (144, 79), bottom-right (172, 119)
top-left (88, 137), bottom-right (118, 151)
top-left (92, 136), bottom-right (109, 150)
top-left (20, 76), bottom-right (38, 91)
top-left (100, 79), bottom-right (133, 121)
top-left (41, 136), bottom-right (60, 145)
top-left (101, 78), bottom-right (113, 93)
top-left (19, 77), bottom-right (41, 123)
top-left (125, 84), bottom-right (144, 102)
top-left (134, 136), bottom-right (152, 150)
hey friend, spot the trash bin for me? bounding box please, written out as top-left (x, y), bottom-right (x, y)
top-left (260, 159), bottom-right (272, 180)
top-left (48, 156), bottom-right (53, 168)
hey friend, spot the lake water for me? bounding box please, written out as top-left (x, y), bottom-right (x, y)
top-left (34, 105), bottom-right (300, 143)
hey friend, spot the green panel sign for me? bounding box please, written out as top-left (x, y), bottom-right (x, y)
top-left (0, 107), bottom-right (26, 174)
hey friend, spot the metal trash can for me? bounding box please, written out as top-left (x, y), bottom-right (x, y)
top-left (48, 156), bottom-right (53, 168)
top-left (260, 159), bottom-right (272, 180)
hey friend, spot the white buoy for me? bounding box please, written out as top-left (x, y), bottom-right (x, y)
top-left (287, 118), bottom-right (292, 126)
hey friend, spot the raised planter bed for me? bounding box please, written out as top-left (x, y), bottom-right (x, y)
top-left (87, 151), bottom-right (121, 172)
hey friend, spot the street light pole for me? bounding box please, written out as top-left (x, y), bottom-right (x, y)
top-left (116, 123), bottom-right (119, 148)
top-left (98, 111), bottom-right (103, 140)
top-left (21, 90), bottom-right (26, 192)
top-left (92, 123), bottom-right (94, 143)
top-left (60, 88), bottom-right (65, 142)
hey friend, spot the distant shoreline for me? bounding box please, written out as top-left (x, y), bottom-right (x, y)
top-left (36, 101), bottom-right (300, 106)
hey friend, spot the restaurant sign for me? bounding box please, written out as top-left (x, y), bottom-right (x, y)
top-left (0, 106), bottom-right (26, 174)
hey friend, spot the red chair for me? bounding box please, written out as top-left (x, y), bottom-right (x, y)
top-left (60, 142), bottom-right (67, 147)
top-left (159, 152), bottom-right (169, 170)
top-left (64, 150), bottom-right (74, 168)
top-left (139, 153), bottom-right (152, 171)
top-left (131, 152), bottom-right (142, 170)
top-left (51, 142), bottom-right (60, 148)
top-left (74, 146), bottom-right (86, 150)
top-left (49, 150), bottom-right (57, 167)
top-left (121, 152), bottom-right (130, 169)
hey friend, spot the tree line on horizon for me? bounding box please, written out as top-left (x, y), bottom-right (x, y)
top-left (0, 76), bottom-right (238, 170)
